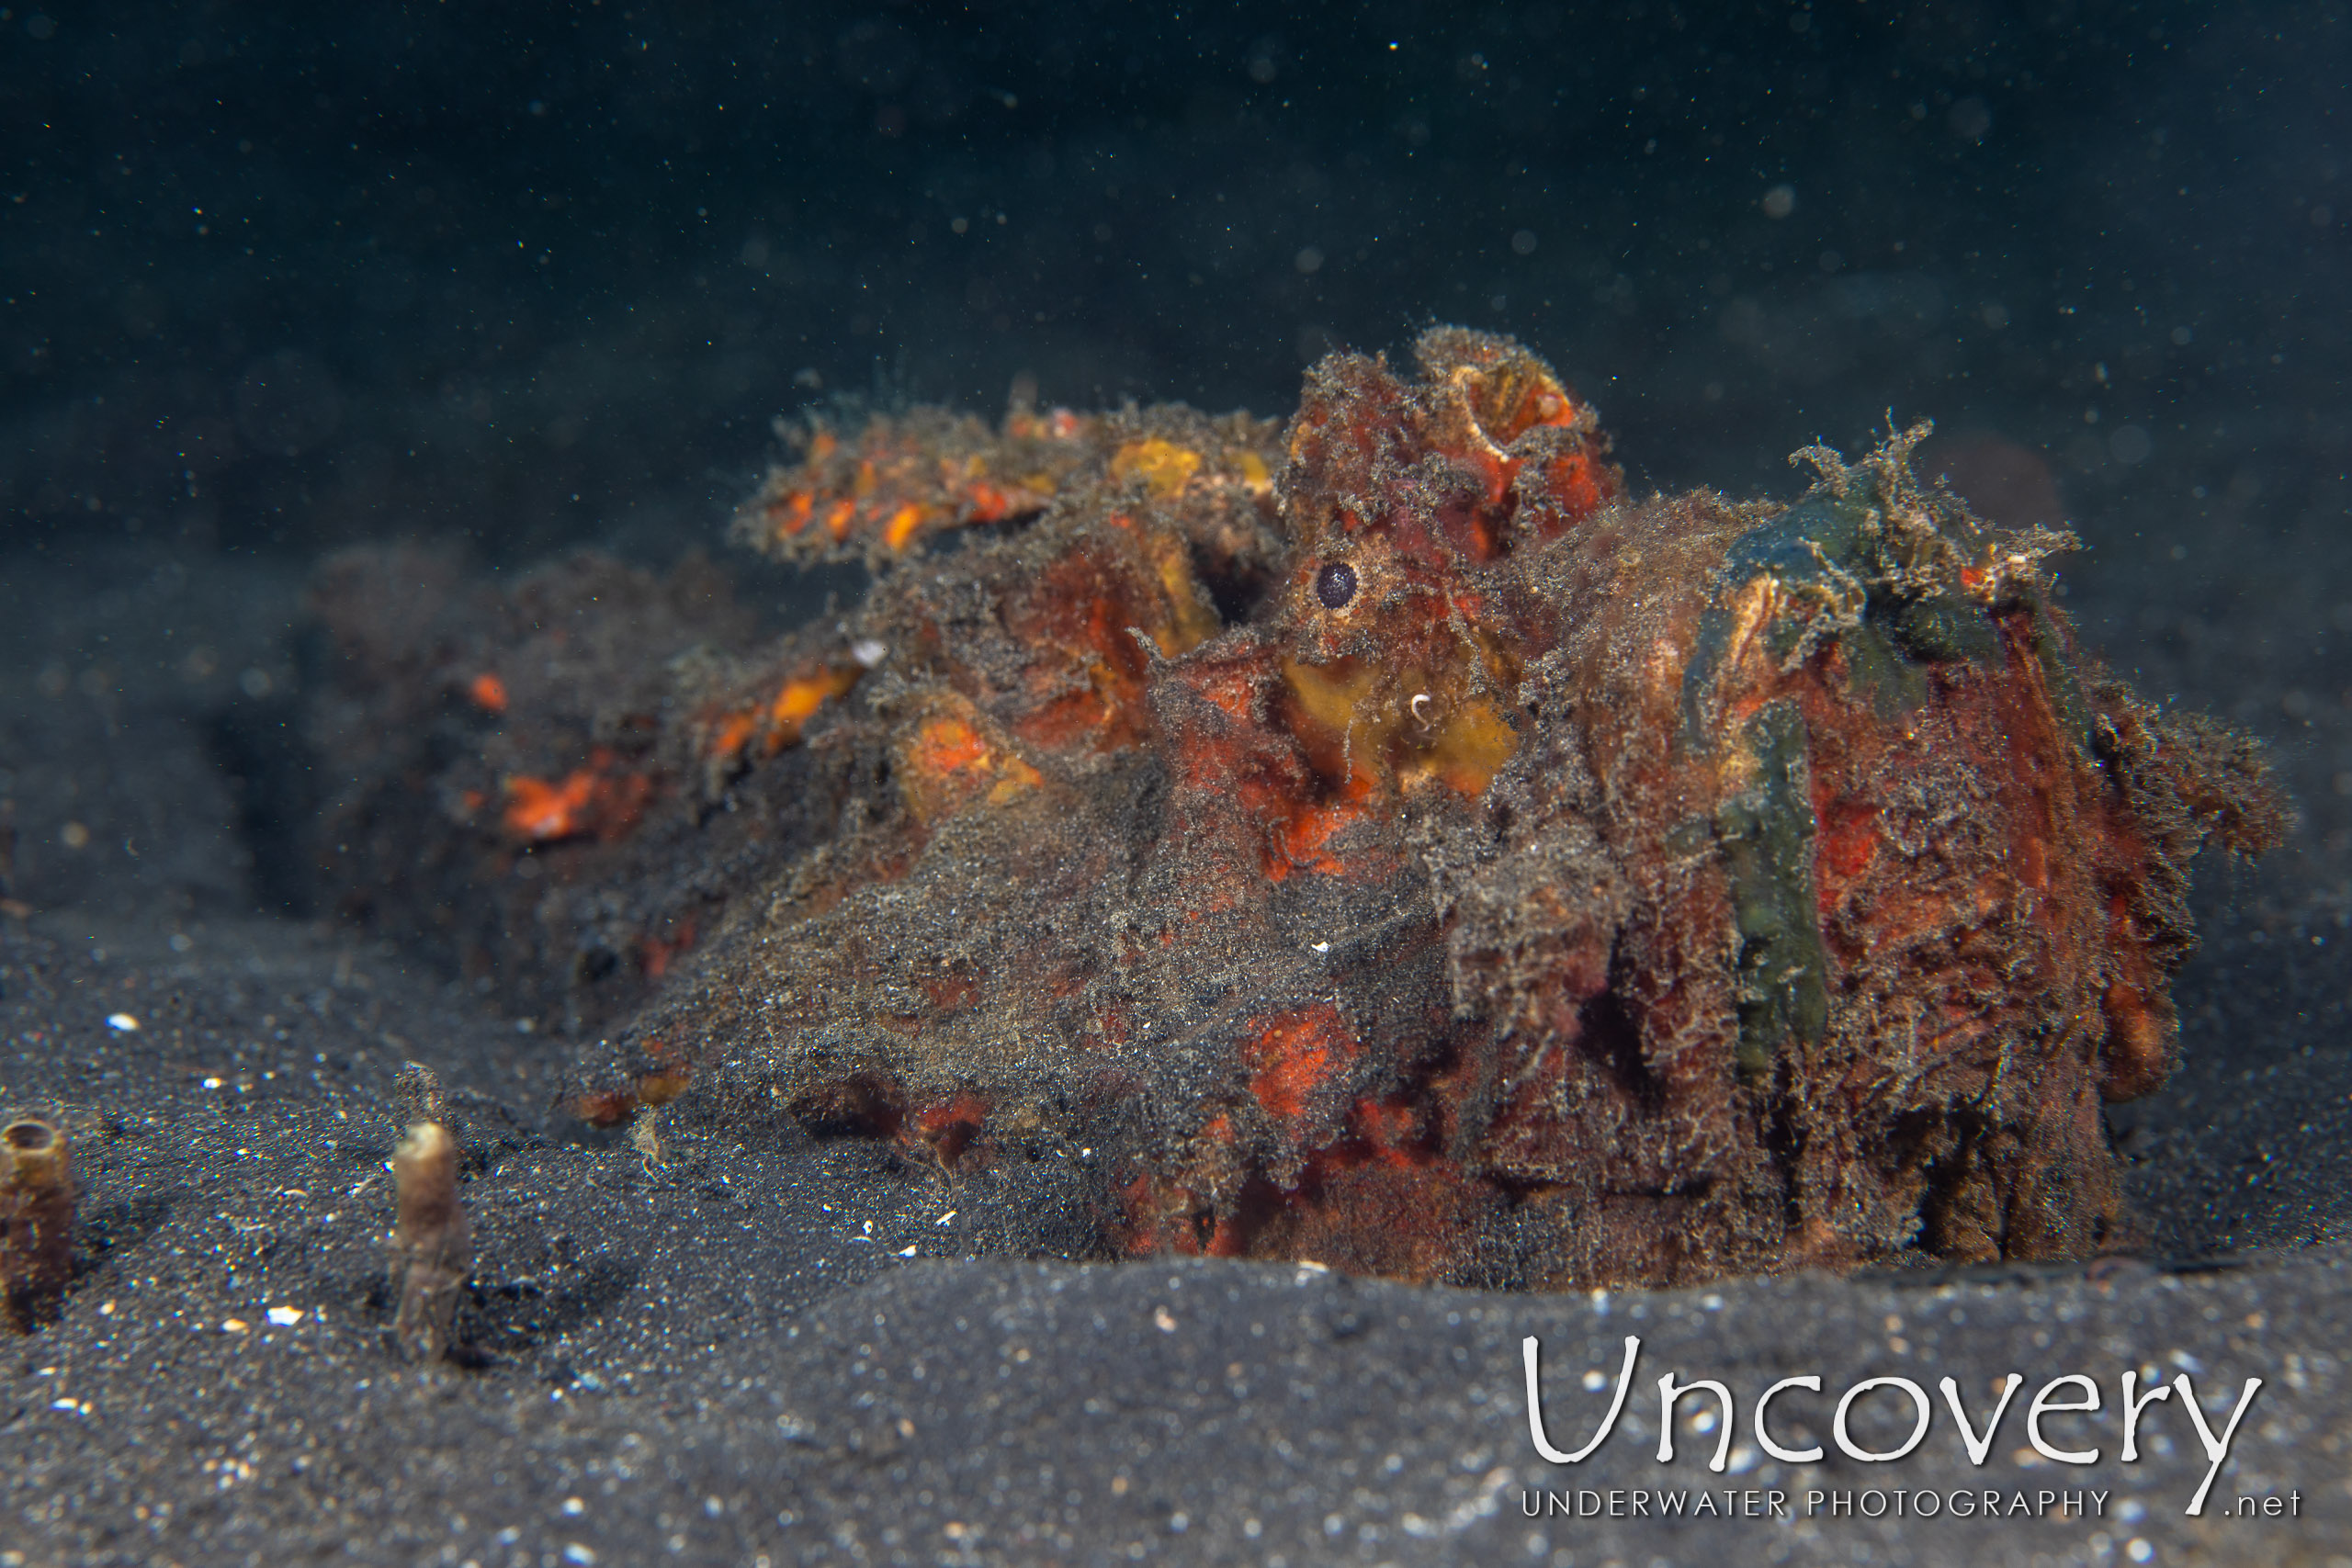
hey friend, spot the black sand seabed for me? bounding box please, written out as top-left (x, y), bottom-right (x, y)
top-left (0, 523), bottom-right (2348, 1568)
top-left (6, 3), bottom-right (2351, 1560)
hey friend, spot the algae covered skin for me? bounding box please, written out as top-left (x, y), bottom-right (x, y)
top-left (310, 328), bottom-right (2281, 1288)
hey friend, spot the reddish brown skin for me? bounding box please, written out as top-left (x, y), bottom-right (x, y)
top-left (1092, 339), bottom-right (2268, 1280)
top-left (311, 329), bottom-right (2282, 1288)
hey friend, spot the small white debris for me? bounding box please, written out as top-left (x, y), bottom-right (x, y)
top-left (936, 1210), bottom-right (957, 1226)
top-left (897, 1246), bottom-right (919, 1257)
top-left (203, 1077), bottom-right (223, 1089)
top-left (106, 1012), bottom-right (140, 1032)
top-left (266, 1306), bottom-right (304, 1327)
top-left (561, 1497), bottom-right (586, 1517)
top-left (1310, 941), bottom-right (1330, 953)
top-left (851, 638), bottom-right (888, 669)
top-left (1153, 1306), bottom-right (1179, 1333)
top-left (563, 1546), bottom-right (597, 1566)
top-left (220, 1318), bottom-right (249, 1334)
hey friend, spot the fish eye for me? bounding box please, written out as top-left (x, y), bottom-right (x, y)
top-left (1315, 560), bottom-right (1358, 610)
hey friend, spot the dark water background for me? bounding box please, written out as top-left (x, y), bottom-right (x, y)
top-left (5, 1), bottom-right (2348, 942)
top-left (5, 3), bottom-right (2340, 546)
top-left (8, 0), bottom-right (2351, 954)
